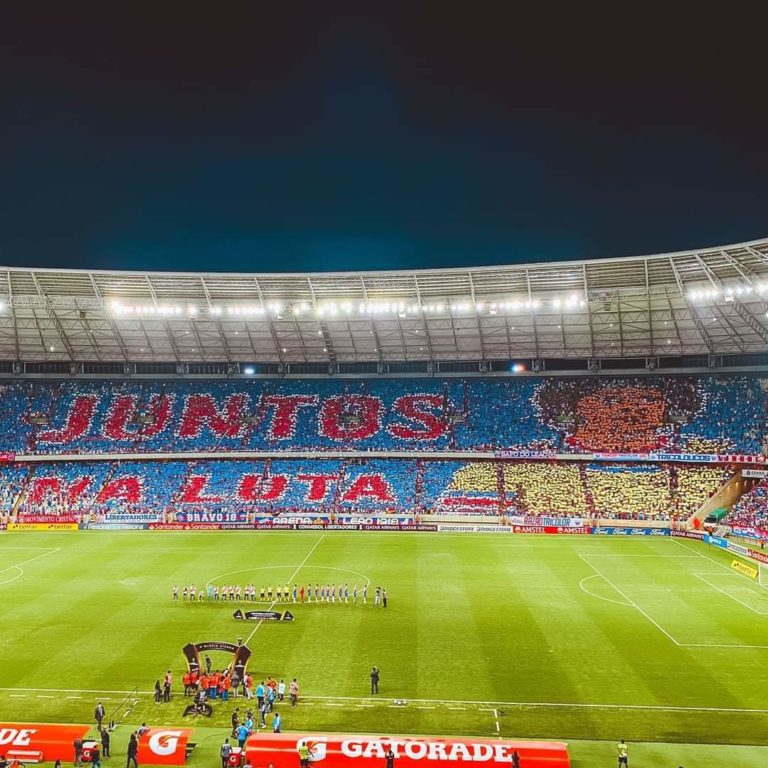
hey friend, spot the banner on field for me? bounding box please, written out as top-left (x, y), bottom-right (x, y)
top-left (731, 559), bottom-right (758, 579)
top-left (0, 722), bottom-right (90, 761)
top-left (175, 511), bottom-right (249, 523)
top-left (746, 547), bottom-right (768, 564)
top-left (15, 515), bottom-right (79, 524)
top-left (86, 522), bottom-right (148, 530)
top-left (234, 609), bottom-right (294, 622)
top-left (511, 525), bottom-right (591, 535)
top-left (245, 732), bottom-right (570, 768)
top-left (437, 524), bottom-right (513, 533)
top-left (671, 529), bottom-right (706, 540)
top-left (508, 516), bottom-right (586, 528)
top-left (7, 522), bottom-right (78, 531)
top-left (708, 535), bottom-right (729, 549)
top-left (592, 527), bottom-right (670, 536)
top-left (104, 512), bottom-right (163, 523)
top-left (136, 728), bottom-right (194, 766)
top-left (494, 450), bottom-right (557, 459)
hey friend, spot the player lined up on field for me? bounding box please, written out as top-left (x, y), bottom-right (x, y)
top-left (173, 582), bottom-right (388, 605)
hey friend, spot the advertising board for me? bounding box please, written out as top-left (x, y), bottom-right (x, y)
top-left (246, 732), bottom-right (569, 768)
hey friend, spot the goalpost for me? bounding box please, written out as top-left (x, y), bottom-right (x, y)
top-left (758, 562), bottom-right (768, 590)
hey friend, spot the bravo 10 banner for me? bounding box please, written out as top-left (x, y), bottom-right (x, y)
top-left (0, 723), bottom-right (91, 761)
top-left (246, 733), bottom-right (570, 768)
top-left (136, 728), bottom-right (194, 766)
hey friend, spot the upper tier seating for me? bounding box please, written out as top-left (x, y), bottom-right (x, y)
top-left (0, 375), bottom-right (763, 455)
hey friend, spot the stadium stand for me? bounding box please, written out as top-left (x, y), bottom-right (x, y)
top-left (0, 375), bottom-right (763, 455)
top-left (5, 458), bottom-right (730, 520)
top-left (725, 477), bottom-right (768, 532)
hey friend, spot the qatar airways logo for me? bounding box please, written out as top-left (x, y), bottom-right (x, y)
top-left (147, 731), bottom-right (184, 756)
top-left (339, 739), bottom-right (519, 762)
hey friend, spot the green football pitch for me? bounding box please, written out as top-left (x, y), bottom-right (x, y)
top-left (1, 530), bottom-right (768, 767)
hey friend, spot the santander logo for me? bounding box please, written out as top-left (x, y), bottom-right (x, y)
top-left (148, 731), bottom-right (183, 756)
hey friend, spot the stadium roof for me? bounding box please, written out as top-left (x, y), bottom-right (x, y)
top-left (3, 237), bottom-right (768, 366)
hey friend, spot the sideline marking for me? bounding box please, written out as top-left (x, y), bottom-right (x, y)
top-left (578, 554), bottom-right (681, 646)
top-left (1, 686), bottom-right (768, 715)
top-left (243, 535), bottom-right (325, 646)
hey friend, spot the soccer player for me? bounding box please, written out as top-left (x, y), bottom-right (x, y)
top-left (182, 587), bottom-right (188, 602)
top-left (289, 678), bottom-right (299, 706)
top-left (352, 584), bottom-right (358, 603)
top-left (260, 585), bottom-right (266, 602)
top-left (344, 584), bottom-right (350, 603)
top-left (292, 584), bottom-right (298, 603)
top-left (382, 588), bottom-right (388, 608)
top-left (299, 584), bottom-right (305, 602)
top-left (362, 584), bottom-right (368, 604)
top-left (267, 585), bottom-right (273, 601)
top-left (284, 584), bottom-right (290, 602)
top-left (172, 585), bottom-right (179, 600)
top-left (617, 740), bottom-right (628, 766)
top-left (374, 587), bottom-right (381, 606)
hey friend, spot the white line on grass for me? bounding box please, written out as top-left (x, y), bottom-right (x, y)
top-left (578, 574), bottom-right (633, 607)
top-left (493, 709), bottom-right (501, 736)
top-left (0, 548), bottom-right (60, 574)
top-left (692, 573), bottom-right (768, 616)
top-left (3, 685), bottom-right (768, 715)
top-left (672, 539), bottom-right (763, 584)
top-left (243, 535), bottom-right (325, 647)
top-left (579, 554), bottom-right (702, 558)
top-left (578, 554), bottom-right (681, 645)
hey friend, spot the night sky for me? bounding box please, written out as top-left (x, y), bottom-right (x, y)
top-left (1, 5), bottom-right (766, 274)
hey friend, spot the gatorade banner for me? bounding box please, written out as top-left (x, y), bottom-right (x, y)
top-left (0, 722), bottom-right (90, 761)
top-left (136, 728), bottom-right (194, 765)
top-left (246, 732), bottom-right (570, 768)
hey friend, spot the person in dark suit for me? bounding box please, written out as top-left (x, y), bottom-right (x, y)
top-left (100, 729), bottom-right (110, 758)
top-left (126, 734), bottom-right (138, 768)
top-left (94, 704), bottom-right (106, 731)
top-left (370, 666), bottom-right (380, 694)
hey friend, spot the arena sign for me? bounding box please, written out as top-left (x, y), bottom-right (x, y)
top-left (245, 733), bottom-right (570, 768)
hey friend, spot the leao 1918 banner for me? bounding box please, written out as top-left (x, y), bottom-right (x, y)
top-left (245, 733), bottom-right (570, 768)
